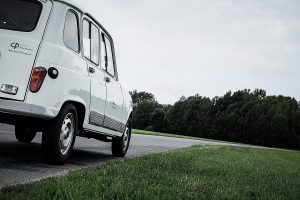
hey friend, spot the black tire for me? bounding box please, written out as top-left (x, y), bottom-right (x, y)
top-left (42, 104), bottom-right (78, 165)
top-left (112, 120), bottom-right (132, 157)
top-left (15, 126), bottom-right (37, 143)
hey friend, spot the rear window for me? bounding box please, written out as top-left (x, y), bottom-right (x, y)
top-left (0, 0), bottom-right (42, 32)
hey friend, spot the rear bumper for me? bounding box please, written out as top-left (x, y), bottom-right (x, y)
top-left (0, 98), bottom-right (54, 119)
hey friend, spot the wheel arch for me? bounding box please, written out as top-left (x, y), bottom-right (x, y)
top-left (60, 100), bottom-right (86, 132)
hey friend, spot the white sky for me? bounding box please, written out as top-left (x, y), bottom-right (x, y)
top-left (76, 0), bottom-right (300, 104)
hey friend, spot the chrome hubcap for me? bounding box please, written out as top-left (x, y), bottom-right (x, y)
top-left (60, 113), bottom-right (74, 155)
top-left (123, 126), bottom-right (130, 151)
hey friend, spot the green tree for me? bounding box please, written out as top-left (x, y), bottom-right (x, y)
top-left (133, 101), bottom-right (160, 130)
top-left (130, 88), bottom-right (300, 149)
top-left (129, 90), bottom-right (156, 108)
top-left (151, 108), bottom-right (166, 132)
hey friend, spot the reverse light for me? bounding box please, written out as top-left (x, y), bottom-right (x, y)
top-left (0, 84), bottom-right (18, 95)
top-left (30, 67), bottom-right (47, 93)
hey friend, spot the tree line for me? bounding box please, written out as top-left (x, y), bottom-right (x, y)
top-left (130, 89), bottom-right (300, 149)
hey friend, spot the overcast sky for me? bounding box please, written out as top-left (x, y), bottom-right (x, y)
top-left (77, 0), bottom-right (300, 104)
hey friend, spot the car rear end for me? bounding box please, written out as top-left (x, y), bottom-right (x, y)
top-left (0, 0), bottom-right (53, 123)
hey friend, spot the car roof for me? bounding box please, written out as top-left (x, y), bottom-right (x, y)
top-left (51, 0), bottom-right (114, 41)
top-left (53, 0), bottom-right (86, 13)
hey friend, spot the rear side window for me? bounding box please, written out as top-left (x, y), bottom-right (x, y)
top-left (0, 0), bottom-right (42, 32)
top-left (103, 35), bottom-right (116, 77)
top-left (63, 10), bottom-right (80, 52)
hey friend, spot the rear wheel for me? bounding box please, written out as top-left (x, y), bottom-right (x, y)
top-left (15, 126), bottom-right (37, 143)
top-left (42, 104), bottom-right (78, 165)
top-left (112, 120), bottom-right (131, 157)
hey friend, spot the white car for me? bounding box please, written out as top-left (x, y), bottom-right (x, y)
top-left (0, 0), bottom-right (133, 164)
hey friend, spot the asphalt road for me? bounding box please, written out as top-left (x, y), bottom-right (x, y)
top-left (0, 123), bottom-right (228, 189)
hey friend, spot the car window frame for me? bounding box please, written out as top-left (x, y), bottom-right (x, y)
top-left (102, 33), bottom-right (117, 79)
top-left (82, 18), bottom-right (91, 59)
top-left (82, 17), bottom-right (100, 67)
top-left (90, 23), bottom-right (100, 66)
top-left (81, 14), bottom-right (119, 81)
top-left (63, 9), bottom-right (81, 54)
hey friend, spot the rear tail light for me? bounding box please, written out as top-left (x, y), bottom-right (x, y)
top-left (30, 67), bottom-right (47, 93)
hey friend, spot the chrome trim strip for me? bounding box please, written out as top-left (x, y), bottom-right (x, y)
top-left (82, 128), bottom-right (116, 138)
top-left (88, 111), bottom-right (126, 133)
top-left (103, 115), bottom-right (126, 133)
top-left (89, 111), bottom-right (105, 127)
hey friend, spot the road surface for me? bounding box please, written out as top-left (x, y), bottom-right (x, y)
top-left (0, 123), bottom-right (282, 189)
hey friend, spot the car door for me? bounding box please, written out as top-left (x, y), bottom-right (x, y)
top-left (82, 18), bottom-right (106, 127)
top-left (101, 33), bottom-right (124, 132)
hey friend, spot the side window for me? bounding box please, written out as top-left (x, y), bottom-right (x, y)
top-left (100, 34), bottom-right (106, 70)
top-left (82, 19), bottom-right (90, 59)
top-left (82, 19), bottom-right (99, 65)
top-left (103, 35), bottom-right (115, 77)
top-left (91, 24), bottom-right (100, 65)
top-left (63, 10), bottom-right (79, 52)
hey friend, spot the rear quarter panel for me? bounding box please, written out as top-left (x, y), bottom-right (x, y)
top-left (25, 2), bottom-right (90, 123)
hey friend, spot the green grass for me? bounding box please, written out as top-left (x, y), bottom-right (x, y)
top-left (132, 129), bottom-right (236, 144)
top-left (1, 146), bottom-right (300, 200)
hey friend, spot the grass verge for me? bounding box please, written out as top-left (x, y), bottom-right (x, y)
top-left (1, 146), bottom-right (300, 200)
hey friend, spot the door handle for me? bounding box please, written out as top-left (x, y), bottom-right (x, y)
top-left (112, 102), bottom-right (117, 109)
top-left (105, 77), bottom-right (111, 83)
top-left (89, 67), bottom-right (95, 74)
